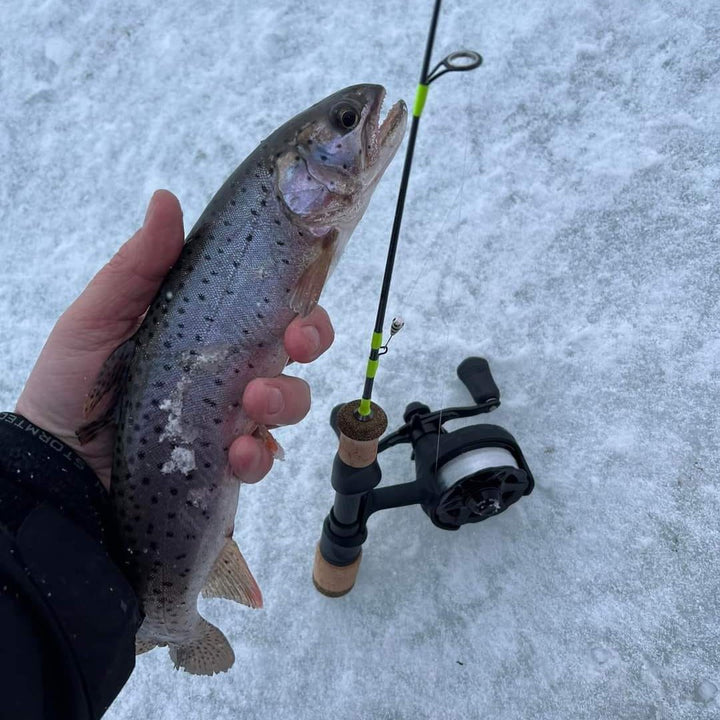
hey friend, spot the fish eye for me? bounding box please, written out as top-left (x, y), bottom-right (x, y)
top-left (334, 105), bottom-right (360, 131)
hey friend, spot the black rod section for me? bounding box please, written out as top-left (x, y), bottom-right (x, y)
top-left (359, 0), bottom-right (443, 414)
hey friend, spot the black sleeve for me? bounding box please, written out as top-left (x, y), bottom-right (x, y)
top-left (0, 412), bottom-right (142, 720)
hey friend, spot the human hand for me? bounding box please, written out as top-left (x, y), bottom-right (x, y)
top-left (15, 190), bottom-right (335, 490)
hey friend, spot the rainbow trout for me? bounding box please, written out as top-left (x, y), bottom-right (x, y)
top-left (79, 85), bottom-right (406, 674)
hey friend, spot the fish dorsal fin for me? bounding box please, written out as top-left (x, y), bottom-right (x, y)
top-left (76, 337), bottom-right (136, 444)
top-left (289, 229), bottom-right (338, 317)
top-left (202, 537), bottom-right (263, 609)
top-left (168, 617), bottom-right (234, 675)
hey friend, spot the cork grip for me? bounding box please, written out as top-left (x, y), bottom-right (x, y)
top-left (312, 545), bottom-right (363, 597)
top-left (312, 400), bottom-right (387, 596)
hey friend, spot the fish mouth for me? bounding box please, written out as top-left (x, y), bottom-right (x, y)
top-left (364, 88), bottom-right (407, 170)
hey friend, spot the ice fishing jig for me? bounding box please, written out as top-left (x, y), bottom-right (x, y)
top-left (312, 0), bottom-right (534, 596)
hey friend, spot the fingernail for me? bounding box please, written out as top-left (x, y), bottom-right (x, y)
top-left (302, 326), bottom-right (320, 355)
top-left (266, 387), bottom-right (284, 415)
top-left (143, 192), bottom-right (158, 227)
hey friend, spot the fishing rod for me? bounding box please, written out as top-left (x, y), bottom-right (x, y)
top-left (312, 0), bottom-right (534, 597)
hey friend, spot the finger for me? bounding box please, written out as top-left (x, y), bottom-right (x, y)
top-left (228, 435), bottom-right (273, 483)
top-left (284, 305), bottom-right (334, 364)
top-left (62, 190), bottom-right (184, 342)
top-left (242, 375), bottom-right (311, 427)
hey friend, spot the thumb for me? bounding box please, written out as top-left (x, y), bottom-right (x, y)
top-left (60, 190), bottom-right (185, 348)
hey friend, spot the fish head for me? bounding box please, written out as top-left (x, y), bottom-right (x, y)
top-left (274, 84), bottom-right (407, 234)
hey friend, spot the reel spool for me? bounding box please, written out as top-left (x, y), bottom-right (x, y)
top-left (312, 357), bottom-right (534, 596)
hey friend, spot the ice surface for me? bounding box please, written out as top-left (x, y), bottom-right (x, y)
top-left (1, 0), bottom-right (718, 718)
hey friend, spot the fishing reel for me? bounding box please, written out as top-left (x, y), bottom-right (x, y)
top-left (312, 357), bottom-right (534, 596)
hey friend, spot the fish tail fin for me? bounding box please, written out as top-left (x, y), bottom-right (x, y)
top-left (168, 617), bottom-right (235, 675)
top-left (202, 537), bottom-right (263, 608)
top-left (135, 637), bottom-right (159, 655)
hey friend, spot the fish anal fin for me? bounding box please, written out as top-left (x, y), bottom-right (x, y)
top-left (289, 230), bottom-right (337, 317)
top-left (135, 637), bottom-right (159, 655)
top-left (202, 537), bottom-right (263, 608)
top-left (81, 337), bottom-right (135, 418)
top-left (168, 617), bottom-right (234, 675)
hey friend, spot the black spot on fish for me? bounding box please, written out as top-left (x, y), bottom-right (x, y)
top-left (170, 488), bottom-right (178, 496)
top-left (183, 365), bottom-right (191, 372)
top-left (260, 199), bottom-right (267, 207)
top-left (183, 296), bottom-right (190, 303)
top-left (241, 187), bottom-right (246, 193)
top-left (230, 199), bottom-right (236, 206)
top-left (251, 209), bottom-right (258, 217)
top-left (151, 496), bottom-right (159, 504)
top-left (204, 254), bottom-right (211, 261)
top-left (233, 260), bottom-right (240, 268)
top-left (204, 316), bottom-right (215, 323)
top-left (142, 413), bottom-right (150, 421)
top-left (198, 294), bottom-right (205, 301)
top-left (153, 380), bottom-right (165, 388)
top-left (163, 341), bottom-right (171, 349)
top-left (321, 155), bottom-right (327, 161)
top-left (162, 581), bottom-right (173, 587)
top-left (226, 288), bottom-right (234, 295)
top-left (214, 378), bottom-right (223, 386)
top-left (248, 362), bottom-right (254, 369)
top-left (153, 426), bottom-right (162, 434)
top-left (217, 247), bottom-right (224, 254)
top-left (195, 334), bottom-right (202, 342)
top-left (213, 418), bottom-right (222, 425)
top-left (202, 398), bottom-right (216, 407)
top-left (204, 462), bottom-right (211, 469)
top-left (263, 298), bottom-right (269, 304)
top-left (163, 364), bottom-right (172, 371)
top-left (257, 312), bottom-right (264, 319)
top-left (138, 451), bottom-right (145, 460)
top-left (175, 552), bottom-right (185, 560)
top-left (200, 441), bottom-right (211, 448)
top-left (223, 220), bottom-right (230, 227)
top-left (151, 399), bottom-right (160, 407)
top-left (298, 230), bottom-right (303, 236)
top-left (178, 307), bottom-right (185, 314)
top-left (276, 240), bottom-right (285, 246)
top-left (202, 277), bottom-right (209, 284)
top-left (246, 233), bottom-right (253, 242)
top-left (282, 258), bottom-right (290, 265)
top-left (165, 532), bottom-right (174, 538)
top-left (176, 332), bottom-right (184, 339)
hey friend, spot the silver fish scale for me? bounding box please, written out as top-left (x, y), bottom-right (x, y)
top-left (111, 142), bottom-right (316, 643)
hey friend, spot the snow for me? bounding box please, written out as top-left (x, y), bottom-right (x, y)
top-left (1, 0), bottom-right (719, 718)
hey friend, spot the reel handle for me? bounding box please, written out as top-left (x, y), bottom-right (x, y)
top-left (457, 357), bottom-right (500, 406)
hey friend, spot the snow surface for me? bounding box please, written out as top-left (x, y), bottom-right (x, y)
top-left (1, 0), bottom-right (719, 718)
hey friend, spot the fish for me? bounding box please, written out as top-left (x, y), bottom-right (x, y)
top-left (78, 84), bottom-right (407, 675)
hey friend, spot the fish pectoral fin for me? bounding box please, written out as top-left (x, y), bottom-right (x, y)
top-left (289, 229), bottom-right (338, 317)
top-left (169, 617), bottom-right (234, 675)
top-left (202, 537), bottom-right (263, 609)
top-left (253, 424), bottom-right (285, 461)
top-left (76, 337), bottom-right (136, 444)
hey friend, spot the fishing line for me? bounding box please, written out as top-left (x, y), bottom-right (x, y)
top-left (433, 65), bottom-right (476, 471)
